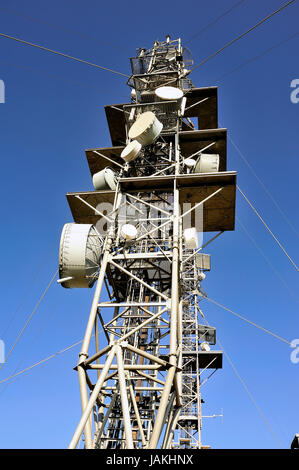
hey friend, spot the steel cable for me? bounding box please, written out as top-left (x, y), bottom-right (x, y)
top-left (191, 0), bottom-right (296, 71)
top-left (237, 186), bottom-right (298, 271)
top-left (0, 32), bottom-right (130, 78)
top-left (0, 269), bottom-right (58, 373)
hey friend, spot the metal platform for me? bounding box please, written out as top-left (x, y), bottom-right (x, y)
top-left (66, 171), bottom-right (236, 232)
top-left (291, 433), bottom-right (299, 449)
top-left (179, 128), bottom-right (227, 171)
top-left (183, 86), bottom-right (218, 129)
top-left (104, 104), bottom-right (126, 146)
top-left (85, 146), bottom-right (124, 176)
top-left (182, 351), bottom-right (223, 369)
top-left (104, 87), bottom-right (218, 146)
top-left (85, 127), bottom-right (227, 177)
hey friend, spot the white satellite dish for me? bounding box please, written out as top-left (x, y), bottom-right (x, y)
top-left (92, 167), bottom-right (118, 191)
top-left (194, 153), bottom-right (220, 173)
top-left (184, 158), bottom-right (196, 168)
top-left (121, 224), bottom-right (138, 240)
top-left (128, 111), bottom-right (163, 146)
top-left (200, 342), bottom-right (210, 352)
top-left (58, 223), bottom-right (102, 288)
top-left (121, 140), bottom-right (142, 162)
top-left (155, 86), bottom-right (183, 101)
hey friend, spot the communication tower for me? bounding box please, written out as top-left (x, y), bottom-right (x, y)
top-left (58, 36), bottom-right (236, 449)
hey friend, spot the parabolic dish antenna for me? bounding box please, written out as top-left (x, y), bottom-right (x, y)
top-left (58, 223), bottom-right (102, 288)
top-left (182, 46), bottom-right (194, 69)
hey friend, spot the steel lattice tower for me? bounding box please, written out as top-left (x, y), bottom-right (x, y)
top-left (63, 37), bottom-right (236, 449)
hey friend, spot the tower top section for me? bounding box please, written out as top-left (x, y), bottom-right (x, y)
top-left (128, 36), bottom-right (194, 93)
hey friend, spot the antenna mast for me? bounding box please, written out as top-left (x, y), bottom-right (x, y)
top-left (60, 36), bottom-right (237, 449)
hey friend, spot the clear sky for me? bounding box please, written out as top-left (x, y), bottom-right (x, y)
top-left (0, 0), bottom-right (298, 449)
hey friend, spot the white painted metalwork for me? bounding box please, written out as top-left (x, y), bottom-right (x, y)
top-left (62, 36), bottom-right (232, 449)
top-left (59, 223), bottom-right (102, 288)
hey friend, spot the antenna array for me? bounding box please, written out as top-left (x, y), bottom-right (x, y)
top-left (59, 36), bottom-right (237, 449)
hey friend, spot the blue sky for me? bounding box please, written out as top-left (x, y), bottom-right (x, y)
top-left (0, 0), bottom-right (298, 449)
